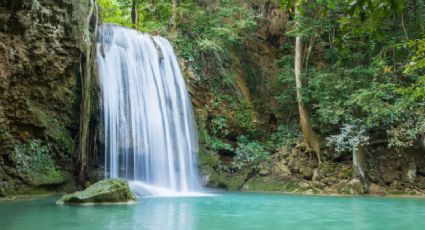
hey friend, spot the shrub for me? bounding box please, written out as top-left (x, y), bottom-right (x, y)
top-left (232, 136), bottom-right (270, 170)
top-left (210, 115), bottom-right (229, 137)
top-left (326, 124), bottom-right (369, 158)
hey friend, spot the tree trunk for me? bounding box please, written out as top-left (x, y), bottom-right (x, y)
top-left (353, 144), bottom-right (366, 182)
top-left (78, 0), bottom-right (97, 186)
top-left (294, 8), bottom-right (322, 163)
top-left (131, 0), bottom-right (138, 29)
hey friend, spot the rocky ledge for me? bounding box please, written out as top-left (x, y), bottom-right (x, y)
top-left (57, 179), bottom-right (136, 205)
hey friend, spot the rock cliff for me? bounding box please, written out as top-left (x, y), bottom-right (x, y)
top-left (0, 0), bottom-right (97, 196)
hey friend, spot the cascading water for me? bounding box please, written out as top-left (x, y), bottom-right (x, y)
top-left (97, 24), bottom-right (202, 196)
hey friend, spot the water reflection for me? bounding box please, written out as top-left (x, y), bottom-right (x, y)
top-left (1, 194), bottom-right (425, 230)
top-left (132, 199), bottom-right (195, 230)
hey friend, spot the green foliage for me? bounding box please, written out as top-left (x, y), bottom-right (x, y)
top-left (305, 63), bottom-right (424, 150)
top-left (207, 136), bottom-right (233, 153)
top-left (232, 136), bottom-right (270, 170)
top-left (276, 0), bottom-right (425, 154)
top-left (270, 124), bottom-right (302, 148)
top-left (97, 0), bottom-right (173, 33)
top-left (405, 38), bottom-right (425, 100)
top-left (336, 0), bottom-right (406, 39)
top-left (387, 121), bottom-right (425, 149)
top-left (210, 115), bottom-right (229, 137)
top-left (232, 102), bottom-right (256, 133)
top-left (326, 124), bottom-right (369, 158)
top-left (181, 3), bottom-right (258, 47)
top-left (10, 140), bottom-right (64, 185)
top-left (97, 0), bottom-right (131, 26)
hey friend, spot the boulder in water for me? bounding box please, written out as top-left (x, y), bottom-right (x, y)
top-left (57, 179), bottom-right (136, 205)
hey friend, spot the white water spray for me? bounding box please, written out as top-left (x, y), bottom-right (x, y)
top-left (97, 24), bottom-right (202, 196)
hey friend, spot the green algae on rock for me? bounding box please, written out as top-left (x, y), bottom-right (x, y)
top-left (57, 179), bottom-right (136, 205)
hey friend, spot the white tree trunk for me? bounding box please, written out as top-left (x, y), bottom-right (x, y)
top-left (294, 8), bottom-right (322, 163)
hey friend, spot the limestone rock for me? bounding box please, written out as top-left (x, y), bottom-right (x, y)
top-left (312, 181), bottom-right (326, 190)
top-left (242, 176), bottom-right (300, 193)
top-left (57, 179), bottom-right (136, 205)
top-left (347, 179), bottom-right (364, 195)
top-left (379, 158), bottom-right (401, 184)
top-left (303, 189), bottom-right (314, 195)
top-left (258, 162), bottom-right (271, 176)
top-left (332, 179), bottom-right (364, 195)
top-left (0, 131), bottom-right (14, 155)
top-left (332, 180), bottom-right (348, 193)
top-left (368, 183), bottom-right (386, 195)
top-left (417, 177), bottom-right (425, 189)
top-left (389, 180), bottom-right (402, 191)
top-left (300, 166), bottom-right (314, 180)
top-left (312, 168), bottom-right (321, 181)
top-left (381, 169), bottom-right (401, 184)
top-left (402, 162), bottom-right (416, 184)
top-left (200, 165), bottom-right (219, 187)
top-left (272, 160), bottom-right (291, 177)
top-left (0, 0), bottom-right (98, 195)
top-left (219, 168), bottom-right (252, 191)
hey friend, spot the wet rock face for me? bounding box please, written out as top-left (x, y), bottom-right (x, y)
top-left (0, 0), bottom-right (95, 194)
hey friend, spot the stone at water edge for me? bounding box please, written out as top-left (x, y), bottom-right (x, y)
top-left (57, 179), bottom-right (136, 205)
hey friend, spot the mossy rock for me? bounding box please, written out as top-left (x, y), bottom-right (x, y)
top-left (199, 150), bottom-right (219, 167)
top-left (57, 179), bottom-right (136, 205)
top-left (218, 168), bottom-right (252, 191)
top-left (242, 176), bottom-right (300, 193)
top-left (223, 174), bottom-right (247, 191)
top-left (200, 165), bottom-right (219, 187)
top-left (11, 140), bottom-right (72, 186)
top-left (347, 179), bottom-right (364, 195)
top-left (28, 171), bottom-right (71, 186)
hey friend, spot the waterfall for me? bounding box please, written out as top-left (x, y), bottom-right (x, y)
top-left (97, 24), bottom-right (202, 196)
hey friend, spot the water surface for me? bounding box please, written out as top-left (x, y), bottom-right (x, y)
top-left (1, 193), bottom-right (424, 230)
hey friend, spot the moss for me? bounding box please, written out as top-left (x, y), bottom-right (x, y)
top-left (30, 105), bottom-right (74, 155)
top-left (218, 168), bottom-right (252, 191)
top-left (200, 165), bottom-right (220, 187)
top-left (11, 140), bottom-right (69, 186)
top-left (312, 188), bottom-right (322, 194)
top-left (199, 149), bottom-right (219, 167)
top-left (196, 109), bottom-right (209, 145)
top-left (388, 190), bottom-right (409, 196)
top-left (224, 175), bottom-right (246, 191)
top-left (321, 162), bottom-right (337, 177)
top-left (57, 179), bottom-right (136, 204)
top-left (340, 167), bottom-right (353, 179)
top-left (231, 101), bottom-right (256, 133)
top-left (15, 187), bottom-right (52, 196)
top-left (242, 176), bottom-right (300, 192)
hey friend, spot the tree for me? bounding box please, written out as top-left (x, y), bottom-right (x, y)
top-left (280, 0), bottom-right (323, 163)
top-left (131, 0), bottom-right (138, 29)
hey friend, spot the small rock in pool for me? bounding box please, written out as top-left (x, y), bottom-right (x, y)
top-left (57, 179), bottom-right (136, 205)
